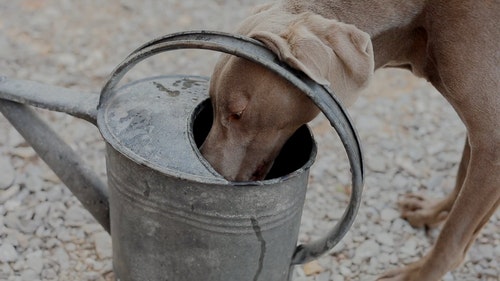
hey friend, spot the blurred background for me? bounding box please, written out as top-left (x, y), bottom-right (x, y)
top-left (0, 1), bottom-right (498, 280)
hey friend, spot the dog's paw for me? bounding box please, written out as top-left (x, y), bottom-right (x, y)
top-left (376, 260), bottom-right (424, 281)
top-left (376, 268), bottom-right (416, 281)
top-left (398, 193), bottom-right (449, 228)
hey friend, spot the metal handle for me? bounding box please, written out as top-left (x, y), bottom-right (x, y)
top-left (99, 30), bottom-right (364, 264)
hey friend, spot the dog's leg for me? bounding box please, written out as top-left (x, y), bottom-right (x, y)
top-left (378, 74), bottom-right (500, 281)
top-left (378, 4), bottom-right (499, 277)
top-left (398, 137), bottom-right (470, 228)
top-left (378, 156), bottom-right (499, 281)
top-left (378, 128), bottom-right (499, 281)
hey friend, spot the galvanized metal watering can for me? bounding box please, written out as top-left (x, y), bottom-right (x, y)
top-left (0, 31), bottom-right (364, 281)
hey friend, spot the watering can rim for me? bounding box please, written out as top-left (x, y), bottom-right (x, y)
top-left (99, 74), bottom-right (318, 187)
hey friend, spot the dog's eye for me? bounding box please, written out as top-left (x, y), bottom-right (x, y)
top-left (229, 111), bottom-right (242, 121)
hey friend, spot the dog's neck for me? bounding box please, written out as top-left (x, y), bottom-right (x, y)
top-left (284, 0), bottom-right (428, 69)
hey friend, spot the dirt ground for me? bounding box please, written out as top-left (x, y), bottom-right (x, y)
top-left (0, 1), bottom-right (498, 280)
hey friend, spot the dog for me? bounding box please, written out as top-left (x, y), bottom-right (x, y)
top-left (200, 1), bottom-right (499, 280)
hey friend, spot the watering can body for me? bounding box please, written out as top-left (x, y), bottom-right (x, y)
top-left (100, 75), bottom-right (315, 281)
top-left (0, 31), bottom-right (364, 281)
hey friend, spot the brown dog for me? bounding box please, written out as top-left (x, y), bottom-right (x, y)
top-left (201, 1), bottom-right (499, 280)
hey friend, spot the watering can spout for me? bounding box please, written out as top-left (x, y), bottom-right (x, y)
top-left (0, 76), bottom-right (99, 124)
top-left (0, 76), bottom-right (110, 232)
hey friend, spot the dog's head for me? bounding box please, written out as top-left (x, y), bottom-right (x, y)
top-left (201, 4), bottom-right (374, 181)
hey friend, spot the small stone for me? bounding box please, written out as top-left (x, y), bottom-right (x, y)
top-left (476, 244), bottom-right (494, 261)
top-left (41, 268), bottom-right (57, 280)
top-left (354, 240), bottom-right (380, 261)
top-left (82, 223), bottom-right (104, 235)
top-left (34, 201), bottom-right (51, 222)
top-left (331, 273), bottom-right (344, 281)
top-left (65, 243), bottom-right (76, 252)
top-left (366, 156), bottom-right (387, 173)
top-left (26, 251), bottom-right (44, 274)
top-left (0, 263), bottom-right (13, 279)
top-left (18, 219), bottom-right (41, 235)
top-left (57, 229), bottom-right (73, 242)
top-left (93, 232), bottom-right (112, 259)
top-left (442, 272), bottom-right (454, 281)
top-left (10, 147), bottom-right (36, 159)
top-left (45, 186), bottom-right (63, 201)
top-left (83, 271), bottom-right (103, 281)
top-left (0, 183), bottom-right (21, 203)
top-left (21, 269), bottom-right (38, 281)
top-left (407, 146), bottom-right (424, 161)
top-left (316, 271), bottom-right (330, 281)
top-left (396, 157), bottom-right (421, 177)
top-left (103, 271), bottom-right (115, 281)
top-left (177, 15), bottom-right (193, 27)
top-left (494, 245), bottom-right (500, 257)
top-left (8, 129), bottom-right (26, 147)
top-left (339, 265), bottom-right (352, 276)
top-left (0, 157), bottom-right (15, 190)
top-left (427, 141), bottom-right (446, 155)
top-left (400, 238), bottom-right (418, 256)
top-left (53, 247), bottom-right (70, 270)
top-left (41, 170), bottom-right (60, 184)
top-left (3, 211), bottom-right (20, 229)
top-left (380, 208), bottom-right (400, 222)
top-left (375, 233), bottom-right (394, 246)
top-left (65, 205), bottom-right (91, 226)
top-left (55, 53), bottom-right (77, 67)
top-left (0, 242), bottom-right (18, 262)
top-left (11, 258), bottom-right (24, 271)
top-left (303, 260), bottom-right (324, 276)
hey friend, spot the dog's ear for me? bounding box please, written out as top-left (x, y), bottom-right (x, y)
top-left (251, 13), bottom-right (374, 104)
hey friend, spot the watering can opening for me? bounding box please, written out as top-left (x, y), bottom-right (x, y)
top-left (191, 98), bottom-right (316, 181)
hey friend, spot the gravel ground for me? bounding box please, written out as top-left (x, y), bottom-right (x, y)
top-left (0, 1), bottom-right (498, 280)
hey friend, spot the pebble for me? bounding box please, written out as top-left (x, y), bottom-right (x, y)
top-left (93, 232), bottom-right (112, 260)
top-left (304, 260), bottom-right (325, 276)
top-left (0, 184), bottom-right (20, 203)
top-left (339, 265), bottom-right (352, 276)
top-left (53, 247), bottom-right (70, 270)
top-left (0, 242), bottom-right (18, 263)
top-left (400, 238), bottom-right (418, 256)
top-left (0, 157), bottom-right (15, 190)
top-left (366, 156), bottom-right (387, 173)
top-left (354, 240), bottom-right (380, 261)
top-left (442, 272), bottom-right (454, 281)
top-left (316, 272), bottom-right (331, 281)
top-left (64, 205), bottom-right (91, 226)
top-left (375, 233), bottom-right (394, 246)
top-left (21, 269), bottom-right (39, 281)
top-left (25, 250), bottom-right (44, 274)
top-left (331, 274), bottom-right (344, 281)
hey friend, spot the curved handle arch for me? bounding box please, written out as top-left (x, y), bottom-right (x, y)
top-left (99, 30), bottom-right (364, 264)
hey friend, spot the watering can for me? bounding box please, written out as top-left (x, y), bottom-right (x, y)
top-left (0, 31), bottom-right (364, 281)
